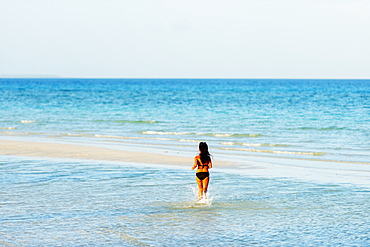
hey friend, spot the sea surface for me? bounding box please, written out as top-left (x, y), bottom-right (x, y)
top-left (1, 78), bottom-right (370, 246)
top-left (1, 156), bottom-right (369, 246)
top-left (0, 78), bottom-right (369, 163)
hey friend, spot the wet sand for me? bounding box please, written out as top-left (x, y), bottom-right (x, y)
top-left (1, 140), bottom-right (188, 164)
top-left (1, 139), bottom-right (369, 187)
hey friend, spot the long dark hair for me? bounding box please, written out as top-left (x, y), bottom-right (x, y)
top-left (199, 142), bottom-right (211, 164)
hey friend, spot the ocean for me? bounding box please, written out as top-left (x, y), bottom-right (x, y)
top-left (1, 78), bottom-right (369, 163)
top-left (1, 78), bottom-right (369, 246)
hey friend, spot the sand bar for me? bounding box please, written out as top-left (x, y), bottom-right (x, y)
top-left (0, 140), bottom-right (192, 165)
top-left (1, 139), bottom-right (369, 187)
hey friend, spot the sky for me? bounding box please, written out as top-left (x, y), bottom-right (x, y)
top-left (1, 0), bottom-right (369, 79)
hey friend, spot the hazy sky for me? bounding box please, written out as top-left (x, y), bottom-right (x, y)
top-left (1, 0), bottom-right (369, 78)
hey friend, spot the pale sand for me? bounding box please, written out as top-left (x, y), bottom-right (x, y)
top-left (0, 140), bottom-right (233, 167)
top-left (1, 139), bottom-right (369, 186)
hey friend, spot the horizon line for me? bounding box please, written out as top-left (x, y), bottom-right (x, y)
top-left (1, 76), bottom-right (370, 80)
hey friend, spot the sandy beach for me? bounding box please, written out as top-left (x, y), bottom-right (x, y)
top-left (1, 139), bottom-right (369, 187)
top-left (0, 140), bottom-right (194, 165)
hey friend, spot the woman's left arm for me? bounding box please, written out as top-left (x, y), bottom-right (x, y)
top-left (191, 157), bottom-right (198, 170)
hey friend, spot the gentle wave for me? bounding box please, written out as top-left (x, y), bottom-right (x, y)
top-left (220, 147), bottom-right (325, 156)
top-left (20, 120), bottom-right (36, 123)
top-left (95, 134), bottom-right (172, 141)
top-left (142, 131), bottom-right (192, 135)
top-left (204, 133), bottom-right (262, 138)
top-left (221, 142), bottom-right (289, 147)
top-left (94, 134), bottom-right (142, 140)
top-left (179, 139), bottom-right (199, 143)
top-left (96, 134), bottom-right (200, 143)
top-left (0, 131), bottom-right (39, 136)
top-left (287, 126), bottom-right (347, 131)
top-left (141, 131), bottom-right (261, 138)
top-left (317, 126), bottom-right (347, 131)
top-left (95, 120), bottom-right (158, 124)
top-left (0, 127), bottom-right (16, 130)
top-left (0, 131), bottom-right (189, 143)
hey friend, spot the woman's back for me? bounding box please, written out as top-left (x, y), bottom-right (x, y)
top-left (195, 154), bottom-right (212, 172)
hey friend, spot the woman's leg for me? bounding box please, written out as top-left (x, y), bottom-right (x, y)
top-left (196, 178), bottom-right (203, 199)
top-left (201, 177), bottom-right (209, 198)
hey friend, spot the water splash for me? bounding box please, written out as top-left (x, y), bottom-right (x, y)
top-left (189, 185), bottom-right (213, 207)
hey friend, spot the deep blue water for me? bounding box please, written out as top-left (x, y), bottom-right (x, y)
top-left (1, 78), bottom-right (369, 163)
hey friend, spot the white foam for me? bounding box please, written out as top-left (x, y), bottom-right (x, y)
top-left (213, 134), bottom-right (233, 137)
top-left (242, 143), bottom-right (263, 147)
top-left (189, 185), bottom-right (213, 206)
top-left (221, 142), bottom-right (236, 145)
top-left (179, 139), bottom-right (198, 143)
top-left (196, 197), bottom-right (213, 205)
top-left (142, 131), bottom-right (191, 135)
top-left (220, 147), bottom-right (324, 156)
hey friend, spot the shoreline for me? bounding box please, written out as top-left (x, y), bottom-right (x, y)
top-left (0, 139), bottom-right (196, 167)
top-left (1, 138), bottom-right (370, 187)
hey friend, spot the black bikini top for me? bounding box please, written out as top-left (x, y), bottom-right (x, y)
top-left (197, 158), bottom-right (209, 168)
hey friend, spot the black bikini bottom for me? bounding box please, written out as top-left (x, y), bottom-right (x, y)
top-left (196, 172), bottom-right (209, 181)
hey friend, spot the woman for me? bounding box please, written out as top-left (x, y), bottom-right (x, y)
top-left (191, 142), bottom-right (212, 200)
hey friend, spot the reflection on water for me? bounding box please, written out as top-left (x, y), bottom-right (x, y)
top-left (1, 156), bottom-right (369, 246)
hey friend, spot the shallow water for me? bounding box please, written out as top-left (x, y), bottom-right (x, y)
top-left (1, 156), bottom-right (369, 246)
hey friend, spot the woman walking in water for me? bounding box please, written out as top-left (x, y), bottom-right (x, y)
top-left (191, 142), bottom-right (212, 200)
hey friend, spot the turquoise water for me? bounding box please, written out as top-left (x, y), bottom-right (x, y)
top-left (1, 156), bottom-right (369, 246)
top-left (1, 79), bottom-right (370, 246)
top-left (0, 78), bottom-right (369, 163)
